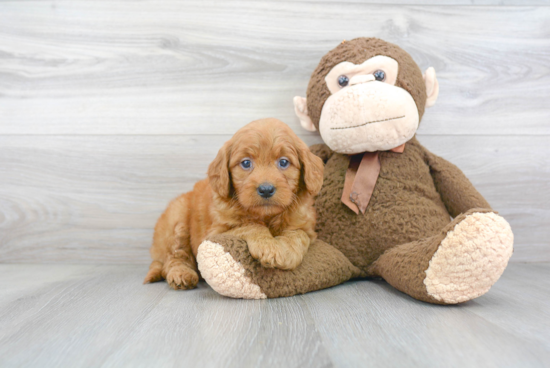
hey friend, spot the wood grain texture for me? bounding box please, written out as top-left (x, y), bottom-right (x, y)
top-left (0, 3), bottom-right (547, 367)
top-left (0, 2), bottom-right (549, 136)
top-left (0, 1), bottom-right (547, 264)
top-left (303, 263), bottom-right (550, 368)
top-left (0, 134), bottom-right (547, 263)
top-left (0, 263), bottom-right (548, 367)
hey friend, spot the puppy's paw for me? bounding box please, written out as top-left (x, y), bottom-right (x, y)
top-left (249, 243), bottom-right (303, 270)
top-left (166, 265), bottom-right (199, 290)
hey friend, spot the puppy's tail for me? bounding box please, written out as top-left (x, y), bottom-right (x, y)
top-left (143, 260), bottom-right (164, 284)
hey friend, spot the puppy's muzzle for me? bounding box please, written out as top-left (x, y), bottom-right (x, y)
top-left (257, 183), bottom-right (276, 199)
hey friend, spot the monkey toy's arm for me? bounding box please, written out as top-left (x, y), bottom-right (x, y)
top-left (309, 144), bottom-right (334, 164)
top-left (424, 148), bottom-right (491, 217)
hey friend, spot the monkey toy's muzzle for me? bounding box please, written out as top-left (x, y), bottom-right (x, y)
top-left (319, 82), bottom-right (420, 154)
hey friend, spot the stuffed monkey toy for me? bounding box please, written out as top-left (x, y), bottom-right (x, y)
top-left (196, 38), bottom-right (514, 304)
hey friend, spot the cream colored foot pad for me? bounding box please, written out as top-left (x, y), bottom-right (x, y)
top-left (424, 212), bottom-right (514, 304)
top-left (197, 240), bottom-right (267, 299)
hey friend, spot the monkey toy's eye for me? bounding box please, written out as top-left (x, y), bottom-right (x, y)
top-left (373, 70), bottom-right (386, 81)
top-left (277, 157), bottom-right (290, 169)
top-left (337, 75), bottom-right (349, 87)
top-left (240, 159), bottom-right (253, 170)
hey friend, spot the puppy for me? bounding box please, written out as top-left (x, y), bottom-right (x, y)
top-left (144, 118), bottom-right (324, 290)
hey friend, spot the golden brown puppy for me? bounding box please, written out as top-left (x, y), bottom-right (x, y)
top-left (144, 118), bottom-right (324, 290)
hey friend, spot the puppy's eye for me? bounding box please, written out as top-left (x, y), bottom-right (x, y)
top-left (373, 70), bottom-right (386, 81)
top-left (240, 159), bottom-right (252, 170)
top-left (277, 158), bottom-right (290, 169)
top-left (338, 75), bottom-right (349, 87)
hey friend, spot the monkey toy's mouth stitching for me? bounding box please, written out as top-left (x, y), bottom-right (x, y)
top-left (330, 115), bottom-right (406, 130)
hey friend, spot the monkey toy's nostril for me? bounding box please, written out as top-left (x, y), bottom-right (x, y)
top-left (257, 183), bottom-right (276, 199)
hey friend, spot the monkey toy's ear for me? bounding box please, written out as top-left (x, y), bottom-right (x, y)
top-left (424, 67), bottom-right (439, 108)
top-left (293, 96), bottom-right (317, 132)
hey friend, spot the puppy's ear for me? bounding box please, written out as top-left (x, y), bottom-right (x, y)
top-left (297, 139), bottom-right (324, 196)
top-left (208, 141), bottom-right (232, 198)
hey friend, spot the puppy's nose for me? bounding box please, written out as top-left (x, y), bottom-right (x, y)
top-left (257, 183), bottom-right (276, 199)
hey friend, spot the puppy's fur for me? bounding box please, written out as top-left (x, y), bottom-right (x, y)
top-left (144, 118), bottom-right (324, 290)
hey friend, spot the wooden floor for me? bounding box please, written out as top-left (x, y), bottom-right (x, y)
top-left (0, 263), bottom-right (548, 368)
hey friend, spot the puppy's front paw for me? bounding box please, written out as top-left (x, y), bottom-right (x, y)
top-left (166, 265), bottom-right (199, 290)
top-left (249, 242), bottom-right (302, 270)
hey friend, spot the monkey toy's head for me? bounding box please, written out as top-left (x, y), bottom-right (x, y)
top-left (294, 38), bottom-right (439, 154)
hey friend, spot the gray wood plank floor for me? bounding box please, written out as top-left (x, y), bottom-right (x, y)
top-left (0, 263), bottom-right (548, 368)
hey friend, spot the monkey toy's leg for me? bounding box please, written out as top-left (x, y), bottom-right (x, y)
top-left (371, 146), bottom-right (515, 304)
top-left (370, 208), bottom-right (513, 304)
top-left (197, 210), bottom-right (513, 303)
top-left (370, 148), bottom-right (512, 304)
top-left (196, 235), bottom-right (361, 299)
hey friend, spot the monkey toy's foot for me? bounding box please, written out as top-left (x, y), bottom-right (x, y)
top-left (196, 234), bottom-right (360, 299)
top-left (196, 235), bottom-right (267, 299)
top-left (423, 211), bottom-right (514, 304)
top-left (374, 209), bottom-right (514, 304)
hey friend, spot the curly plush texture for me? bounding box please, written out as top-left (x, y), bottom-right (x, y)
top-left (196, 39), bottom-right (514, 304)
top-left (197, 240), bottom-right (267, 299)
top-left (371, 208), bottom-right (502, 304)
top-left (424, 211), bottom-right (514, 304)
top-left (198, 136), bottom-right (514, 304)
top-left (200, 234), bottom-right (361, 299)
top-left (314, 137), bottom-right (460, 273)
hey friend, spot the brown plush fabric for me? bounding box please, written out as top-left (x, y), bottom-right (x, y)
top-left (203, 135), bottom-right (497, 303)
top-left (309, 143), bottom-right (334, 163)
top-left (198, 39), bottom-right (511, 304)
top-left (315, 136), bottom-right (467, 273)
top-left (370, 208), bottom-right (496, 304)
top-left (306, 38), bottom-right (427, 130)
top-left (207, 234), bottom-right (361, 298)
top-left (425, 151), bottom-right (491, 217)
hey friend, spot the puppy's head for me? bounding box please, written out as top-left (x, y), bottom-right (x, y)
top-left (208, 118), bottom-right (324, 217)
